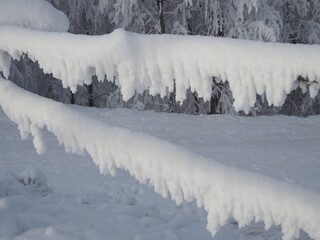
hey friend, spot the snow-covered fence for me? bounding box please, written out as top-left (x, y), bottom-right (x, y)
top-left (1, 25), bottom-right (320, 112)
top-left (1, 1), bottom-right (320, 239)
top-left (0, 77), bottom-right (320, 240)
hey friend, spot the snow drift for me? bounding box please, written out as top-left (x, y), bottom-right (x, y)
top-left (0, 77), bottom-right (319, 240)
top-left (0, 0), bottom-right (69, 32)
top-left (0, 26), bottom-right (319, 112)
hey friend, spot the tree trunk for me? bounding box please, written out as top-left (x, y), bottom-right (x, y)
top-left (157, 0), bottom-right (166, 34)
top-left (193, 92), bottom-right (199, 114)
top-left (87, 84), bottom-right (94, 107)
top-left (210, 79), bottom-right (221, 114)
top-left (156, 0), bottom-right (174, 113)
top-left (69, 88), bottom-right (75, 104)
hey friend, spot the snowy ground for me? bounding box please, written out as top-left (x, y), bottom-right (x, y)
top-left (76, 107), bottom-right (320, 192)
top-left (0, 107), bottom-right (319, 240)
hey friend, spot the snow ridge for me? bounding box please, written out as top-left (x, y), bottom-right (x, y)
top-left (0, 0), bottom-right (69, 32)
top-left (0, 78), bottom-right (319, 240)
top-left (0, 26), bottom-right (320, 112)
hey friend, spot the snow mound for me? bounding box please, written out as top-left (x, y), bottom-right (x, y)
top-left (17, 167), bottom-right (51, 195)
top-left (0, 78), bottom-right (319, 240)
top-left (0, 167), bottom-right (51, 197)
top-left (0, 0), bottom-right (69, 32)
top-left (0, 26), bottom-right (319, 112)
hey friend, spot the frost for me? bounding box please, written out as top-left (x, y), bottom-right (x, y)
top-left (0, 78), bottom-right (319, 240)
top-left (1, 26), bottom-right (320, 112)
top-left (0, 0), bottom-right (69, 32)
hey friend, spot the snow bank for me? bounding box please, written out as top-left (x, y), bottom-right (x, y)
top-left (1, 26), bottom-right (320, 112)
top-left (0, 78), bottom-right (319, 240)
top-left (0, 0), bottom-right (69, 32)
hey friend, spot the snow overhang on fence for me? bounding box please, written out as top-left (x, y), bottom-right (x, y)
top-left (1, 77), bottom-right (320, 240)
top-left (0, 25), bottom-right (320, 113)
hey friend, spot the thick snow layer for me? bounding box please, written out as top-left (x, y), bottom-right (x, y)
top-left (0, 0), bottom-right (69, 32)
top-left (0, 78), bottom-right (319, 240)
top-left (0, 114), bottom-right (268, 240)
top-left (1, 26), bottom-right (320, 112)
top-left (0, 104), bottom-right (316, 240)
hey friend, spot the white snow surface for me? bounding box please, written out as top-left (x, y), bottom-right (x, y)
top-left (1, 26), bottom-right (320, 112)
top-left (0, 114), bottom-right (215, 240)
top-left (0, 0), bottom-right (69, 32)
top-left (0, 78), bottom-right (320, 240)
top-left (1, 108), bottom-right (292, 240)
